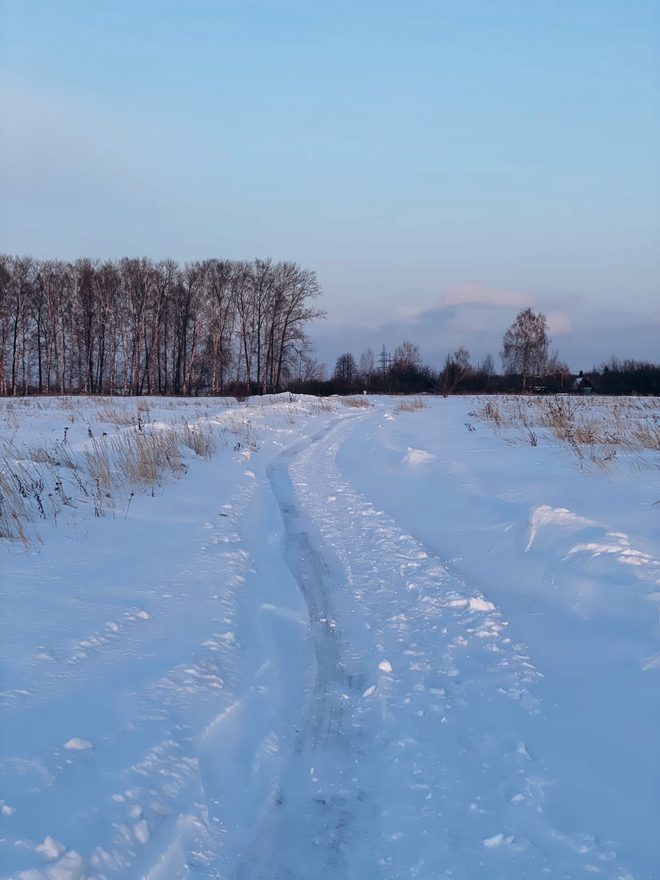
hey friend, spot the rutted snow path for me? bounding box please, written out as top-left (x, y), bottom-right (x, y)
top-left (243, 416), bottom-right (634, 879)
top-left (2, 397), bottom-right (650, 879)
top-left (240, 423), bottom-right (381, 878)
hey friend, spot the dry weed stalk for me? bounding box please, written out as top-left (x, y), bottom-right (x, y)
top-left (393, 398), bottom-right (426, 413)
top-left (312, 400), bottom-right (335, 413)
top-left (342, 396), bottom-right (372, 409)
top-left (180, 422), bottom-right (216, 458)
top-left (0, 457), bottom-right (32, 543)
top-left (476, 394), bottom-right (660, 469)
top-left (111, 428), bottom-right (186, 488)
top-left (0, 409), bottom-right (233, 544)
top-left (97, 403), bottom-right (138, 426)
top-left (84, 439), bottom-right (114, 491)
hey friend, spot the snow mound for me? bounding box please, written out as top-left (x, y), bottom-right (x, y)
top-left (401, 447), bottom-right (435, 466)
top-left (526, 505), bottom-right (595, 551)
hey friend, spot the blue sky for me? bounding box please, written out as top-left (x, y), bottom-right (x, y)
top-left (1, 0), bottom-right (658, 370)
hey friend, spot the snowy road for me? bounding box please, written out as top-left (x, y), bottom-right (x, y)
top-left (247, 414), bottom-right (643, 879)
top-left (1, 396), bottom-right (657, 879)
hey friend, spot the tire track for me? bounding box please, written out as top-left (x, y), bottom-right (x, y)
top-left (240, 419), bottom-right (382, 880)
top-left (245, 414), bottom-right (634, 880)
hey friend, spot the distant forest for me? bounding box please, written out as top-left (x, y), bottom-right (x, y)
top-left (322, 346), bottom-right (660, 398)
top-left (1, 255), bottom-right (658, 397)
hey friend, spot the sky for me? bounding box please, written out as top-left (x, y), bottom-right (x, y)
top-left (1, 0), bottom-right (659, 371)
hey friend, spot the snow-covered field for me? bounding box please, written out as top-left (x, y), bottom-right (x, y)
top-left (1, 394), bottom-right (658, 880)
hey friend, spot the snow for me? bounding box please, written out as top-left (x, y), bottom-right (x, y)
top-left (1, 393), bottom-right (658, 879)
top-left (400, 447), bottom-right (436, 466)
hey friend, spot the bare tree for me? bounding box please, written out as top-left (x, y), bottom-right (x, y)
top-left (298, 354), bottom-right (325, 383)
top-left (204, 259), bottom-right (236, 395)
top-left (0, 256), bottom-right (13, 395)
top-left (393, 340), bottom-right (421, 371)
top-left (359, 348), bottom-right (375, 388)
top-left (6, 257), bottom-right (34, 395)
top-left (479, 353), bottom-right (495, 376)
top-left (440, 345), bottom-right (471, 395)
top-left (272, 264), bottom-right (324, 393)
top-left (0, 255), bottom-right (324, 397)
top-left (545, 350), bottom-right (571, 390)
top-left (501, 307), bottom-right (549, 391)
top-left (334, 352), bottom-right (357, 384)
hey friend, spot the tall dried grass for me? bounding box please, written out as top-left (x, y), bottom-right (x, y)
top-left (476, 395), bottom-right (660, 469)
top-left (0, 454), bottom-right (35, 544)
top-left (342, 396), bottom-right (371, 409)
top-left (0, 411), bottom-right (226, 544)
top-left (393, 398), bottom-right (426, 413)
top-left (97, 403), bottom-right (138, 426)
top-left (180, 422), bottom-right (217, 458)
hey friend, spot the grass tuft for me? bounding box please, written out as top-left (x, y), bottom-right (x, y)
top-left (393, 398), bottom-right (426, 413)
top-left (476, 395), bottom-right (660, 469)
top-left (342, 396), bottom-right (372, 409)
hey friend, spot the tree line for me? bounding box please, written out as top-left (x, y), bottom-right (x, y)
top-left (1, 269), bottom-right (657, 397)
top-left (325, 345), bottom-right (660, 397)
top-left (0, 255), bottom-right (324, 396)
top-left (324, 309), bottom-right (660, 396)
top-left (325, 308), bottom-right (563, 395)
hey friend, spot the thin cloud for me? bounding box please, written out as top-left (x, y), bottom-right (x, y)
top-left (394, 305), bottom-right (428, 321)
top-left (443, 283), bottom-right (531, 309)
top-left (547, 312), bottom-right (572, 335)
top-left (311, 295), bottom-right (660, 375)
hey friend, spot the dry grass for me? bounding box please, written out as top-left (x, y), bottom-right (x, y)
top-left (0, 392), bottom-right (370, 544)
top-left (311, 399), bottom-right (335, 413)
top-left (631, 421), bottom-right (660, 451)
top-left (476, 395), bottom-right (660, 469)
top-left (180, 422), bottom-right (217, 458)
top-left (2, 401), bottom-right (20, 430)
top-left (342, 396), bottom-right (372, 409)
top-left (97, 403), bottom-right (138, 426)
top-left (111, 428), bottom-right (186, 488)
top-left (478, 400), bottom-right (501, 426)
top-left (213, 412), bottom-right (259, 451)
top-left (0, 411), bottom-right (230, 544)
top-left (83, 439), bottom-right (114, 491)
top-left (0, 454), bottom-right (35, 544)
top-left (393, 398), bottom-right (427, 413)
top-left (27, 445), bottom-right (61, 467)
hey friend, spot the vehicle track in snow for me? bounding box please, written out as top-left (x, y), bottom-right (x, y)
top-left (245, 414), bottom-right (634, 880)
top-left (239, 421), bottom-right (383, 880)
top-left (1, 402), bottom-right (638, 880)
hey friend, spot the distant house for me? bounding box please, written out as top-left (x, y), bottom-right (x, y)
top-left (572, 371), bottom-right (594, 395)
